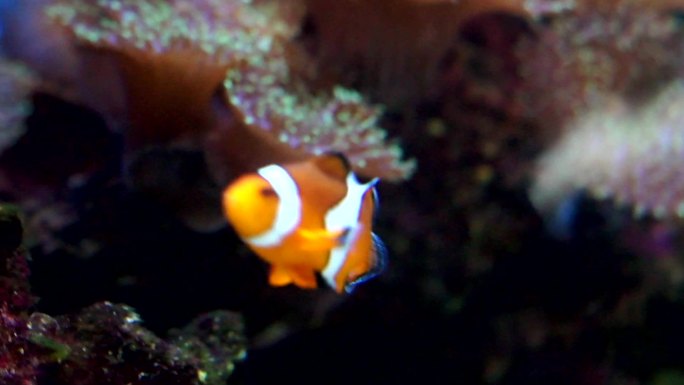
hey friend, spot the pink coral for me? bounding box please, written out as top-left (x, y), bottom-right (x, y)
top-left (516, 5), bottom-right (683, 133)
top-left (523, 0), bottom-right (684, 18)
top-left (532, 81), bottom-right (684, 218)
top-left (516, 5), bottom-right (684, 215)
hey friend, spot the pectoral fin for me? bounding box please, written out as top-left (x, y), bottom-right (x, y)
top-left (295, 228), bottom-right (349, 251)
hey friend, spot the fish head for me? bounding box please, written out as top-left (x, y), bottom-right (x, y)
top-left (222, 173), bottom-right (280, 239)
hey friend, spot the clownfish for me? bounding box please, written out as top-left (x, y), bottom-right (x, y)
top-left (222, 153), bottom-right (387, 293)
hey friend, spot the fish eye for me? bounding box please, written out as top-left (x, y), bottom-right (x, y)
top-left (260, 187), bottom-right (277, 197)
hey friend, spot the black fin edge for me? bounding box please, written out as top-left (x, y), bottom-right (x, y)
top-left (344, 232), bottom-right (388, 293)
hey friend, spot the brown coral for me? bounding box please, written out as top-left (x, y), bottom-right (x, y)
top-left (303, 0), bottom-right (532, 105)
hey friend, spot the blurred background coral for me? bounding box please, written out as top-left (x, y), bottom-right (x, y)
top-left (2, 0), bottom-right (684, 384)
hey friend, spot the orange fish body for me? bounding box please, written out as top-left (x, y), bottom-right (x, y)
top-left (222, 154), bottom-right (385, 293)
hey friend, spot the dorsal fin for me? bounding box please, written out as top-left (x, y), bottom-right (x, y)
top-left (311, 152), bottom-right (351, 181)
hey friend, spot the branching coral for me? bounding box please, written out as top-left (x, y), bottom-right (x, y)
top-left (0, 61), bottom-right (36, 154)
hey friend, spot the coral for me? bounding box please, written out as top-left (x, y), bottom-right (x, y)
top-left (0, 309), bottom-right (42, 385)
top-left (0, 205), bottom-right (42, 385)
top-left (6, 2), bottom-right (684, 385)
top-left (303, 0), bottom-right (470, 105)
top-left (516, 5), bottom-right (684, 132)
top-left (24, 304), bottom-right (247, 385)
top-left (169, 311), bottom-right (247, 385)
top-left (0, 203), bottom-right (247, 385)
top-left (46, 0), bottom-right (298, 57)
top-left (44, 0), bottom-right (413, 182)
top-left (523, 0), bottom-right (684, 17)
top-left (48, 0), bottom-right (412, 183)
top-left (521, 0), bottom-right (578, 16)
top-left (303, 0), bottom-right (532, 105)
top-left (0, 205), bottom-right (35, 312)
top-left (0, 61), bottom-right (36, 155)
top-left (220, 56), bottom-right (416, 180)
top-left (519, 4), bottom-right (684, 215)
top-left (532, 81), bottom-right (684, 218)
top-left (48, 302), bottom-right (198, 385)
top-left (45, 0), bottom-right (301, 146)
